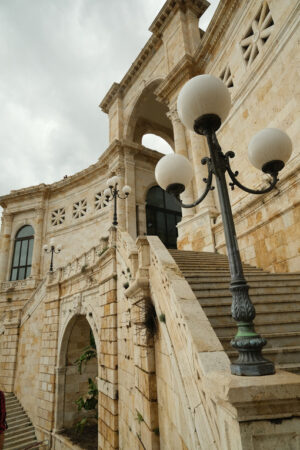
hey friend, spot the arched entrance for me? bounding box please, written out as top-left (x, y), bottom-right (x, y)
top-left (56, 314), bottom-right (98, 447)
top-left (146, 185), bottom-right (182, 248)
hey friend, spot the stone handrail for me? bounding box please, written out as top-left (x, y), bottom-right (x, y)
top-left (20, 278), bottom-right (47, 326)
top-left (1, 278), bottom-right (37, 292)
top-left (116, 229), bottom-right (138, 281)
top-left (46, 234), bottom-right (110, 285)
top-left (131, 236), bottom-right (300, 450)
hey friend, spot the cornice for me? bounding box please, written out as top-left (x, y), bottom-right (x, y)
top-left (99, 34), bottom-right (162, 114)
top-left (155, 54), bottom-right (196, 104)
top-left (194, 0), bottom-right (241, 70)
top-left (149, 0), bottom-right (209, 36)
top-left (99, 0), bottom-right (209, 114)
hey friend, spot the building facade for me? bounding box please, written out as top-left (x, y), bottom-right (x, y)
top-left (0, 1), bottom-right (299, 449)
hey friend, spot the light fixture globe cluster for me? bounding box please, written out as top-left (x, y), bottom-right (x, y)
top-left (154, 73), bottom-right (293, 377)
top-left (155, 153), bottom-right (193, 195)
top-left (177, 74), bottom-right (231, 133)
top-left (248, 127), bottom-right (292, 173)
top-left (156, 75), bottom-right (292, 194)
top-left (104, 175), bottom-right (131, 226)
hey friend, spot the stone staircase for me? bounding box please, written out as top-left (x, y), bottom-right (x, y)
top-left (4, 393), bottom-right (38, 450)
top-left (169, 249), bottom-right (300, 374)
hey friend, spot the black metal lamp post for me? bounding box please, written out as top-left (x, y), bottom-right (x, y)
top-left (104, 176), bottom-right (131, 226)
top-left (43, 240), bottom-right (62, 272)
top-left (155, 74), bottom-right (292, 376)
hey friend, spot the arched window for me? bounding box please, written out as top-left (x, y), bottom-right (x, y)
top-left (146, 186), bottom-right (182, 249)
top-left (10, 225), bottom-right (34, 281)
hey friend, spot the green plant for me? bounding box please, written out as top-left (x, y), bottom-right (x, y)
top-left (74, 331), bottom-right (98, 435)
top-left (136, 411), bottom-right (144, 423)
top-left (81, 264), bottom-right (88, 273)
top-left (98, 247), bottom-right (108, 257)
top-left (74, 330), bottom-right (96, 374)
top-left (75, 417), bottom-right (87, 434)
top-left (159, 313), bottom-right (166, 323)
top-left (6, 297), bottom-right (12, 303)
top-left (75, 378), bottom-right (98, 412)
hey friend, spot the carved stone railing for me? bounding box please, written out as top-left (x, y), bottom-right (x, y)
top-left (129, 235), bottom-right (300, 450)
top-left (116, 228), bottom-right (138, 284)
top-left (1, 278), bottom-right (38, 293)
top-left (20, 278), bottom-right (47, 326)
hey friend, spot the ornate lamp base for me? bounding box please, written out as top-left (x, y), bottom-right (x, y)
top-left (231, 336), bottom-right (275, 376)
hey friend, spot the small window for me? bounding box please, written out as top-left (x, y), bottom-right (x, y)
top-left (10, 225), bottom-right (34, 281)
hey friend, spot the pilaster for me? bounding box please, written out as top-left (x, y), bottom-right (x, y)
top-left (31, 208), bottom-right (45, 279)
top-left (36, 287), bottom-right (60, 432)
top-left (0, 213), bottom-right (13, 282)
top-left (0, 311), bottom-right (20, 392)
top-left (167, 106), bottom-right (195, 218)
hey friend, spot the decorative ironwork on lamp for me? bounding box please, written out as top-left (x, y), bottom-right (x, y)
top-left (155, 74), bottom-right (292, 376)
top-left (43, 239), bottom-right (62, 272)
top-left (104, 176), bottom-right (131, 226)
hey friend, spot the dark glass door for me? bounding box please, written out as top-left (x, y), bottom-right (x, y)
top-left (146, 186), bottom-right (182, 249)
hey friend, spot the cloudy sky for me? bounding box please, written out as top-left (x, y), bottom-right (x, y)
top-left (0, 0), bottom-right (220, 203)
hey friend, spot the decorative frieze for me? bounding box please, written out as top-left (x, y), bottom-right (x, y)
top-left (72, 199), bottom-right (87, 219)
top-left (95, 192), bottom-right (108, 210)
top-left (240, 1), bottom-right (274, 67)
top-left (51, 208), bottom-right (65, 226)
top-left (220, 65), bottom-right (234, 88)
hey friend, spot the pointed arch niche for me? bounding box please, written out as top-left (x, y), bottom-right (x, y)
top-left (55, 314), bottom-right (98, 443)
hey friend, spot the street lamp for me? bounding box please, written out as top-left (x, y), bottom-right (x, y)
top-left (155, 74), bottom-right (292, 376)
top-left (43, 239), bottom-right (62, 272)
top-left (104, 176), bottom-right (131, 226)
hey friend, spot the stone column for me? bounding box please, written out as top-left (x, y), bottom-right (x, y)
top-left (167, 107), bottom-right (195, 218)
top-left (31, 208), bottom-right (44, 279)
top-left (116, 166), bottom-right (126, 231)
top-left (0, 213), bottom-right (13, 282)
top-left (124, 151), bottom-right (137, 238)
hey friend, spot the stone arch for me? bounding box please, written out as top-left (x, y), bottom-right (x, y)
top-left (125, 79), bottom-right (174, 149)
top-left (55, 309), bottom-right (99, 438)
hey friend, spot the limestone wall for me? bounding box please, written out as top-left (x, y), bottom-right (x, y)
top-left (13, 299), bottom-right (45, 424)
top-left (177, 0), bottom-right (300, 272)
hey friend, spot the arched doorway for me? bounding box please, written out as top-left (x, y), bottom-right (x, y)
top-left (56, 314), bottom-right (98, 447)
top-left (146, 185), bottom-right (182, 249)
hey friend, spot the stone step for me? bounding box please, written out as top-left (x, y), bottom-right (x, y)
top-left (213, 321), bottom-right (300, 336)
top-left (6, 403), bottom-right (23, 412)
top-left (203, 302), bottom-right (300, 316)
top-left (5, 427), bottom-right (35, 443)
top-left (188, 280), bottom-right (300, 289)
top-left (3, 393), bottom-right (37, 450)
top-left (278, 363), bottom-right (300, 374)
top-left (7, 409), bottom-right (24, 419)
top-left (184, 274), bottom-right (300, 282)
top-left (220, 332), bottom-right (300, 350)
top-left (208, 310), bottom-right (300, 327)
top-left (170, 249), bottom-right (300, 372)
top-left (193, 286), bottom-right (300, 297)
top-left (6, 415), bottom-right (30, 426)
top-left (196, 294), bottom-right (300, 307)
top-left (227, 346), bottom-right (300, 365)
top-left (4, 436), bottom-right (37, 450)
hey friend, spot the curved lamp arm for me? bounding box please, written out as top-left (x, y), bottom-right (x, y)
top-left (225, 152), bottom-right (279, 195)
top-left (170, 157), bottom-right (214, 208)
top-left (117, 193), bottom-right (129, 200)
